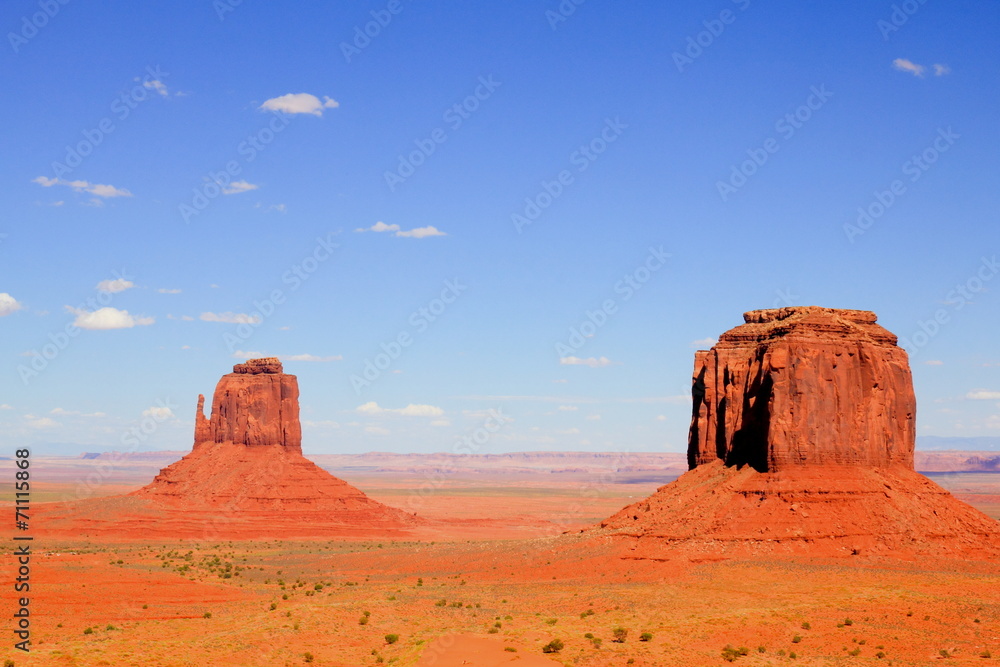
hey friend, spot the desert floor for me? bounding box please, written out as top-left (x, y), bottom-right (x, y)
top-left (2, 469), bottom-right (999, 666)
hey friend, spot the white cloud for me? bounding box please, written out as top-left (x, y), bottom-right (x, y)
top-left (559, 356), bottom-right (613, 368)
top-left (355, 402), bottom-right (445, 417)
top-left (66, 306), bottom-right (154, 330)
top-left (143, 79), bottom-right (169, 96)
top-left (557, 405), bottom-right (578, 411)
top-left (26, 416), bottom-right (57, 429)
top-left (933, 64), bottom-right (951, 76)
top-left (396, 225), bottom-right (446, 239)
top-left (303, 420), bottom-right (341, 428)
top-left (0, 293), bottom-right (24, 316)
top-left (200, 312), bottom-right (261, 324)
top-left (430, 419), bottom-right (451, 427)
top-left (967, 390), bottom-right (1000, 400)
top-left (259, 93), bottom-right (339, 116)
top-left (691, 337), bottom-right (718, 348)
top-left (365, 426), bottom-right (391, 436)
top-left (277, 354), bottom-right (343, 362)
top-left (33, 176), bottom-right (131, 198)
top-left (158, 288), bottom-right (182, 294)
top-left (222, 180), bottom-right (258, 195)
top-left (50, 408), bottom-right (106, 417)
top-left (893, 58), bottom-right (925, 77)
top-left (585, 414), bottom-right (601, 421)
top-left (355, 221), bottom-right (447, 238)
top-left (655, 415), bottom-right (668, 421)
top-left (355, 221), bottom-right (401, 233)
top-left (924, 360), bottom-right (944, 366)
top-left (142, 406), bottom-right (174, 420)
top-left (96, 278), bottom-right (134, 293)
top-left (552, 379), bottom-right (567, 384)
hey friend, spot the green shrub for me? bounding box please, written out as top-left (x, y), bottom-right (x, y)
top-left (203, 612), bottom-right (212, 619)
top-left (359, 616), bottom-right (369, 625)
top-left (757, 646), bottom-right (766, 653)
top-left (792, 635), bottom-right (802, 643)
top-left (542, 638), bottom-right (564, 654)
top-left (435, 599), bottom-right (446, 607)
top-left (545, 618), bottom-right (557, 626)
top-left (876, 651), bottom-right (887, 659)
top-left (640, 632), bottom-right (653, 642)
top-left (789, 651), bottom-right (797, 659)
top-left (980, 650), bottom-right (991, 659)
top-left (504, 647), bottom-right (517, 652)
top-left (83, 627), bottom-right (93, 635)
top-left (844, 618), bottom-right (853, 626)
top-left (939, 649), bottom-right (950, 658)
top-left (801, 622), bottom-right (811, 630)
top-left (385, 634), bottom-right (399, 645)
top-left (612, 627), bottom-right (628, 643)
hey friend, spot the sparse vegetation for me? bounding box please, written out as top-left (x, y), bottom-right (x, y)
top-left (304, 652), bottom-right (314, 663)
top-left (722, 645), bottom-right (750, 662)
top-left (640, 632), bottom-right (653, 642)
top-left (203, 612), bottom-right (212, 619)
top-left (792, 634), bottom-right (802, 643)
top-left (801, 621), bottom-right (811, 630)
top-left (612, 626), bottom-right (628, 643)
top-left (542, 638), bottom-right (564, 653)
top-left (384, 633), bottom-right (399, 644)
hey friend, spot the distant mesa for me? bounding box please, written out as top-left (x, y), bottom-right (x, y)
top-left (38, 358), bottom-right (420, 538)
top-left (594, 306), bottom-right (1000, 559)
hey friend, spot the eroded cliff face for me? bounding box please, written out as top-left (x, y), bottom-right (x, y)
top-left (194, 357), bottom-right (302, 454)
top-left (688, 307), bottom-right (915, 472)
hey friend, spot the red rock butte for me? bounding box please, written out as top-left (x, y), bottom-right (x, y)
top-left (37, 358), bottom-right (420, 539)
top-left (595, 307), bottom-right (1000, 559)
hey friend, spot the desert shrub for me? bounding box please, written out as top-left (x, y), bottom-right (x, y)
top-left (721, 645), bottom-right (740, 662)
top-left (269, 603), bottom-right (277, 611)
top-left (906, 610), bottom-right (913, 617)
top-left (542, 638), bottom-right (564, 653)
top-left (545, 618), bottom-right (557, 626)
top-left (4, 659), bottom-right (13, 667)
top-left (789, 651), bottom-right (797, 659)
top-left (939, 649), bottom-right (950, 658)
top-left (580, 609), bottom-right (595, 619)
top-left (792, 635), bottom-right (802, 643)
top-left (106, 624), bottom-right (116, 631)
top-left (844, 618), bottom-right (853, 626)
top-left (504, 647), bottom-right (517, 652)
top-left (801, 621), bottom-right (811, 630)
top-left (203, 612), bottom-right (212, 619)
top-left (385, 634), bottom-right (399, 644)
top-left (83, 627), bottom-right (94, 635)
top-left (980, 651), bottom-right (992, 659)
top-left (304, 652), bottom-right (314, 663)
top-left (612, 627), bottom-right (628, 643)
top-left (924, 615), bottom-right (931, 621)
top-left (359, 616), bottom-right (369, 625)
top-left (876, 651), bottom-right (886, 658)
top-left (640, 632), bottom-right (653, 642)
top-left (435, 599), bottom-right (446, 607)
top-left (848, 648), bottom-right (861, 656)
top-left (592, 637), bottom-right (603, 648)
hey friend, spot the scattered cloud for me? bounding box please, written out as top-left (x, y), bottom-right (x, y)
top-left (25, 416), bottom-right (57, 429)
top-left (933, 64), bottom-right (951, 76)
top-left (585, 414), bottom-right (601, 421)
top-left (557, 405), bottom-right (578, 411)
top-left (691, 337), bottom-right (717, 348)
top-left (96, 278), bottom-right (135, 293)
top-left (32, 176), bottom-right (132, 198)
top-left (552, 379), bottom-right (567, 384)
top-left (655, 415), bottom-right (668, 421)
top-left (365, 426), bottom-right (391, 436)
top-left (259, 93), bottom-right (339, 116)
top-left (255, 202), bottom-right (286, 213)
top-left (200, 312), bottom-right (261, 324)
top-left (0, 293), bottom-right (24, 317)
top-left (50, 407), bottom-right (107, 417)
top-left (559, 356), bottom-right (613, 368)
top-left (430, 419), bottom-right (451, 427)
top-left (892, 58), bottom-right (925, 77)
top-left (303, 420), bottom-right (340, 429)
top-left (142, 406), bottom-right (174, 420)
top-left (143, 79), bottom-right (169, 96)
top-left (356, 402), bottom-right (445, 417)
top-left (0, 404), bottom-right (10, 410)
top-left (222, 180), bottom-right (258, 195)
top-left (557, 428), bottom-right (581, 435)
top-left (158, 288), bottom-right (182, 294)
top-left (355, 221), bottom-right (447, 238)
top-left (396, 225), bottom-right (446, 238)
top-left (967, 390), bottom-right (1000, 400)
top-left (924, 360), bottom-right (944, 366)
top-left (65, 306), bottom-right (154, 330)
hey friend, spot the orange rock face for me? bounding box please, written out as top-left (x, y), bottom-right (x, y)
top-left (195, 357), bottom-right (302, 453)
top-left (689, 307), bottom-right (915, 472)
top-left (595, 307), bottom-right (1000, 559)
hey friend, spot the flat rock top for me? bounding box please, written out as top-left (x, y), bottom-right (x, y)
top-left (232, 357), bottom-right (283, 374)
top-left (713, 306), bottom-right (898, 348)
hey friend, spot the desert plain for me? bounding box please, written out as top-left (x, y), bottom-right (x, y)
top-left (2, 449), bottom-right (1000, 667)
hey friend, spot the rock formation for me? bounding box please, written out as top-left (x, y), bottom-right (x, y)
top-left (40, 358), bottom-right (420, 538)
top-left (688, 307), bottom-right (915, 471)
top-left (596, 307), bottom-right (1000, 559)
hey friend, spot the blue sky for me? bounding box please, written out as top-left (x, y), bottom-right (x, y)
top-left (2, 0), bottom-right (998, 455)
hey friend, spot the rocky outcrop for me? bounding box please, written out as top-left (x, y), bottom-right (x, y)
top-left (688, 307), bottom-right (915, 472)
top-left (195, 357), bottom-right (302, 453)
top-left (592, 307), bottom-right (1000, 560)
